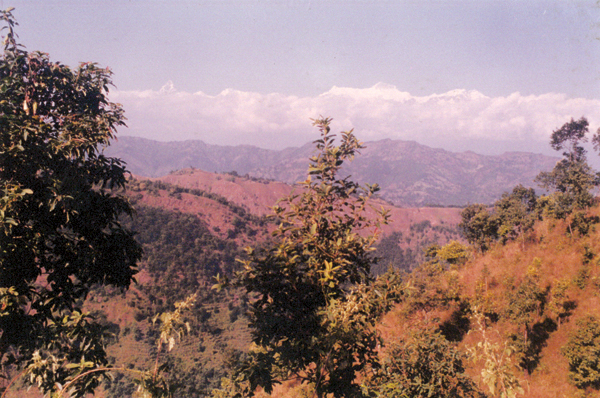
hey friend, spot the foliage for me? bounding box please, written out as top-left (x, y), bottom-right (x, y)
top-left (104, 181), bottom-right (271, 397)
top-left (494, 185), bottom-right (538, 247)
top-left (546, 278), bottom-right (574, 327)
top-left (402, 244), bottom-right (464, 315)
top-left (133, 294), bottom-right (197, 398)
top-left (573, 263), bottom-right (591, 290)
top-left (508, 317), bottom-right (556, 375)
top-left (0, 9), bottom-right (142, 397)
top-left (365, 327), bottom-right (482, 398)
top-left (460, 119), bottom-right (600, 251)
top-left (562, 316), bottom-right (600, 390)
top-left (460, 185), bottom-right (540, 252)
top-left (374, 231), bottom-right (412, 274)
top-left (376, 222), bottom-right (462, 274)
top-left (467, 311), bottom-right (524, 398)
top-left (505, 276), bottom-right (545, 330)
top-left (23, 310), bottom-right (112, 396)
top-left (115, 199), bottom-right (262, 397)
top-left (226, 118), bottom-right (389, 398)
top-left (435, 240), bottom-right (471, 266)
top-left (535, 117), bottom-right (600, 213)
top-left (535, 193), bottom-right (568, 220)
top-left (459, 204), bottom-right (498, 252)
top-left (568, 211), bottom-right (600, 237)
top-left (502, 263), bottom-right (548, 374)
top-left (55, 294), bottom-right (196, 398)
top-left (128, 178), bottom-right (267, 228)
top-left (120, 204), bottom-right (241, 304)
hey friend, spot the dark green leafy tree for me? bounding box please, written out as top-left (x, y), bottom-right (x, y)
top-left (505, 277), bottom-right (545, 337)
top-left (535, 117), bottom-right (600, 213)
top-left (505, 272), bottom-right (546, 374)
top-left (562, 316), bottom-right (600, 390)
top-left (459, 185), bottom-right (539, 251)
top-left (365, 327), bottom-right (482, 398)
top-left (0, 9), bottom-right (141, 396)
top-left (461, 185), bottom-right (540, 252)
top-left (459, 204), bottom-right (498, 252)
top-left (494, 185), bottom-right (538, 248)
top-left (220, 118), bottom-right (389, 398)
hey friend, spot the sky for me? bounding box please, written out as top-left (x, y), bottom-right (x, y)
top-left (2, 0), bottom-right (600, 156)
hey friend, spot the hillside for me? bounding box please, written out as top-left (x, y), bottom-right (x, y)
top-left (258, 205), bottom-right (600, 398)
top-left (78, 180), bottom-right (274, 398)
top-left (154, 169), bottom-right (293, 216)
top-left (147, 168), bottom-right (463, 271)
top-left (92, 120), bottom-right (600, 398)
top-left (22, 175), bottom-right (457, 398)
top-left (149, 168), bottom-right (462, 226)
top-left (7, 163), bottom-right (598, 398)
top-left (107, 136), bottom-right (558, 206)
top-left (376, 208), bottom-right (600, 398)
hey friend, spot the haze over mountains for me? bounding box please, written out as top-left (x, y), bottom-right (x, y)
top-left (107, 136), bottom-right (558, 207)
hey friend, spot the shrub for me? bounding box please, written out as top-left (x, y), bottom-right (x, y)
top-left (437, 240), bottom-right (471, 266)
top-left (562, 316), bottom-right (600, 389)
top-left (367, 327), bottom-right (482, 398)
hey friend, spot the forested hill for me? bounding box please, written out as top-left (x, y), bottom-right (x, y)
top-left (107, 136), bottom-right (558, 207)
top-left (139, 169), bottom-right (464, 273)
top-left (70, 176), bottom-right (461, 397)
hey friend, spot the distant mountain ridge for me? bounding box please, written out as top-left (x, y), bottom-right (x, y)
top-left (107, 136), bottom-right (558, 206)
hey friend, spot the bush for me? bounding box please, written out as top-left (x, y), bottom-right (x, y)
top-left (367, 328), bottom-right (482, 398)
top-left (562, 316), bottom-right (600, 389)
top-left (437, 240), bottom-right (471, 266)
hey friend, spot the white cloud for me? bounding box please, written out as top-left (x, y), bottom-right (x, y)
top-left (110, 82), bottom-right (600, 153)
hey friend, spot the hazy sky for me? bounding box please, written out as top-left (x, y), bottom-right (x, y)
top-left (2, 1), bottom-right (600, 155)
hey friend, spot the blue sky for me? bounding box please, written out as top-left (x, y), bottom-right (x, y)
top-left (2, 1), bottom-right (599, 154)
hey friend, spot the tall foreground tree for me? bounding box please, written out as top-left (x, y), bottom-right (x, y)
top-left (222, 118), bottom-right (389, 398)
top-left (0, 9), bottom-right (141, 396)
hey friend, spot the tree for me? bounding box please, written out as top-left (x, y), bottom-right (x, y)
top-left (459, 204), bottom-right (498, 252)
top-left (53, 294), bottom-right (196, 398)
top-left (0, 9), bottom-right (141, 396)
top-left (435, 240), bottom-right (471, 266)
top-left (222, 118), bottom-right (389, 398)
top-left (366, 327), bottom-right (482, 398)
top-left (504, 266), bottom-right (546, 375)
top-left (460, 186), bottom-right (540, 252)
top-left (494, 185), bottom-right (538, 248)
top-left (535, 117), bottom-right (600, 212)
top-left (562, 316), bottom-right (600, 390)
top-left (546, 278), bottom-right (572, 328)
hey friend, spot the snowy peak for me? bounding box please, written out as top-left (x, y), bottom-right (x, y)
top-left (323, 83), bottom-right (413, 102)
top-left (426, 88), bottom-right (489, 101)
top-left (322, 84), bottom-right (489, 103)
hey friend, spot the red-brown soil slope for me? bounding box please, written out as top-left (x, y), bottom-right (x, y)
top-left (151, 168), bottom-right (462, 237)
